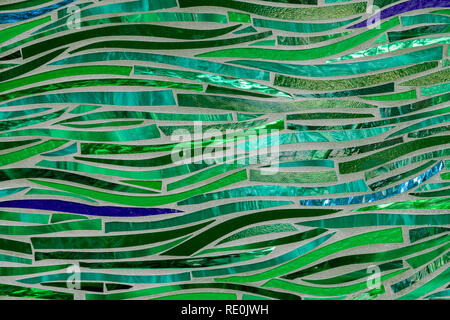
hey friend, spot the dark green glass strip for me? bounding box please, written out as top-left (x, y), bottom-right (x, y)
top-left (0, 140), bottom-right (68, 167)
top-left (196, 228), bottom-right (328, 255)
top-left (0, 79), bottom-right (201, 102)
top-left (197, 18), bottom-right (399, 60)
top-left (28, 169), bottom-right (248, 206)
top-left (86, 282), bottom-right (300, 300)
top-left (339, 136), bottom-right (450, 174)
top-left (178, 94), bottom-right (376, 112)
top-left (21, 24), bottom-right (241, 58)
top-left (34, 237), bottom-right (190, 261)
top-left (31, 220), bottom-right (213, 249)
top-left (0, 238), bottom-right (32, 254)
top-left (283, 234), bottom-right (450, 280)
top-left (275, 62), bottom-right (437, 91)
top-left (106, 200), bottom-right (292, 233)
top-left (388, 24), bottom-right (450, 42)
top-left (79, 248), bottom-right (273, 269)
top-left (161, 209), bottom-right (338, 256)
top-left (228, 46), bottom-right (442, 77)
top-left (69, 31), bottom-right (273, 54)
top-left (0, 168), bottom-right (157, 194)
top-left (0, 48), bottom-right (66, 83)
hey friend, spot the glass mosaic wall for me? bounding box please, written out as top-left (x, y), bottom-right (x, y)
top-left (0, 0), bottom-right (449, 300)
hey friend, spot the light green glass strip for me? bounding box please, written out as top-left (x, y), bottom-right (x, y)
top-left (85, 282), bottom-right (299, 300)
top-left (396, 267), bottom-right (450, 300)
top-left (275, 62), bottom-right (437, 91)
top-left (401, 14), bottom-right (450, 26)
top-left (360, 90), bottom-right (417, 101)
top-left (328, 36), bottom-right (450, 63)
top-left (0, 253), bottom-right (32, 265)
top-left (0, 0), bottom-right (56, 11)
top-left (387, 114), bottom-right (450, 138)
top-left (62, 120), bottom-right (144, 129)
top-left (0, 219), bottom-right (101, 236)
top-left (152, 292), bottom-right (237, 300)
top-left (26, 188), bottom-right (97, 203)
top-left (287, 113), bottom-right (374, 120)
top-left (196, 229), bottom-right (329, 256)
top-left (69, 105), bottom-right (101, 114)
top-left (177, 180), bottom-right (369, 206)
top-left (0, 16), bottom-right (50, 44)
top-left (50, 213), bottom-right (89, 223)
top-left (0, 108), bottom-right (65, 132)
top-left (277, 32), bottom-right (352, 46)
top-left (298, 213), bottom-right (450, 228)
top-left (250, 169), bottom-right (338, 183)
top-left (214, 228), bottom-right (403, 283)
top-left (122, 180), bottom-right (162, 191)
top-left (0, 65), bottom-right (132, 93)
top-left (380, 92), bottom-right (450, 117)
top-left (106, 201), bottom-right (293, 233)
top-left (415, 182), bottom-right (450, 192)
top-left (0, 283), bottom-right (72, 300)
top-left (354, 197), bottom-right (450, 212)
top-left (421, 82), bottom-right (450, 96)
top-left (425, 290), bottom-right (450, 300)
top-left (0, 90), bottom-right (175, 108)
top-left (228, 11), bottom-right (250, 23)
top-left (364, 148), bottom-right (450, 181)
top-left (60, 110), bottom-right (233, 124)
top-left (38, 159), bottom-right (216, 180)
top-left (34, 237), bottom-right (190, 261)
top-left (339, 136), bottom-right (450, 174)
top-left (166, 163), bottom-right (248, 191)
top-left (50, 51), bottom-right (269, 81)
top-left (250, 40), bottom-right (276, 46)
top-left (400, 68), bottom-right (450, 86)
top-left (303, 261), bottom-right (404, 285)
top-left (134, 65), bottom-right (291, 99)
top-left (19, 271), bottom-right (191, 285)
top-left (229, 46), bottom-right (442, 78)
top-left (197, 17), bottom-right (398, 60)
top-left (218, 223), bottom-right (297, 245)
top-left (0, 140), bottom-right (68, 167)
top-left (0, 210), bottom-right (49, 224)
top-left (406, 242), bottom-right (450, 269)
top-left (178, 94), bottom-right (377, 112)
top-left (0, 79), bottom-right (201, 102)
top-left (0, 125), bottom-right (161, 142)
top-left (27, 169), bottom-right (248, 207)
top-left (368, 160), bottom-right (436, 191)
top-left (264, 269), bottom-right (407, 297)
top-left (159, 118), bottom-right (268, 136)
